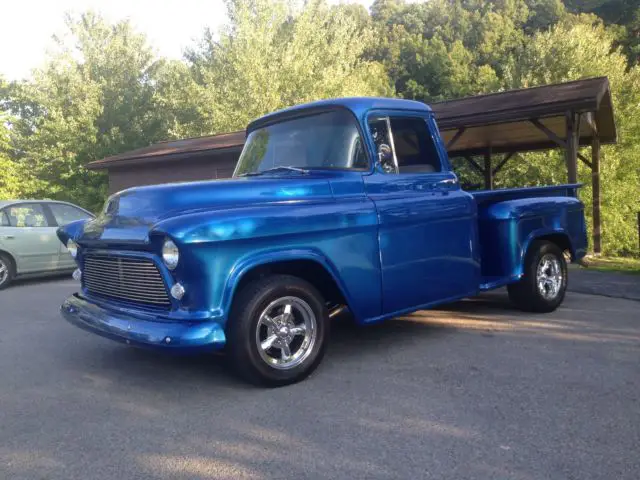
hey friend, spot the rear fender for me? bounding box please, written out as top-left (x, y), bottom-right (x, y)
top-left (519, 229), bottom-right (573, 277)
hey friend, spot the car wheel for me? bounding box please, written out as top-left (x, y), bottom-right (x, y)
top-left (507, 240), bottom-right (567, 313)
top-left (227, 274), bottom-right (329, 387)
top-left (0, 253), bottom-right (15, 290)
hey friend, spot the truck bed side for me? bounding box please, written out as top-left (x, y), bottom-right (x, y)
top-left (472, 184), bottom-right (588, 290)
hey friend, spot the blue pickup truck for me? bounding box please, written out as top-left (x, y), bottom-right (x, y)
top-left (58, 98), bottom-right (587, 386)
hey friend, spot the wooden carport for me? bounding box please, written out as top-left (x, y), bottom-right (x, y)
top-left (431, 77), bottom-right (617, 254)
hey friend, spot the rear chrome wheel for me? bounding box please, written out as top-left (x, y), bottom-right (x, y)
top-left (508, 240), bottom-right (568, 313)
top-left (536, 254), bottom-right (563, 301)
top-left (228, 275), bottom-right (329, 387)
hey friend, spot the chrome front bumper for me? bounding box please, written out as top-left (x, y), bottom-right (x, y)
top-left (60, 294), bottom-right (226, 351)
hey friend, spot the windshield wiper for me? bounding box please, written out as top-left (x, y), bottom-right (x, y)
top-left (239, 166), bottom-right (310, 177)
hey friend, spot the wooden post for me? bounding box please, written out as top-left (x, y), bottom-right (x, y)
top-left (484, 149), bottom-right (493, 190)
top-left (591, 135), bottom-right (602, 254)
top-left (565, 112), bottom-right (578, 184)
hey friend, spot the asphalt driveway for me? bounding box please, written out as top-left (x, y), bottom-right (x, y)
top-left (0, 278), bottom-right (638, 480)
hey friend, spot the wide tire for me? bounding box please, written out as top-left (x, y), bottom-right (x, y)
top-left (507, 240), bottom-right (567, 313)
top-left (0, 253), bottom-right (15, 290)
top-left (226, 275), bottom-right (329, 387)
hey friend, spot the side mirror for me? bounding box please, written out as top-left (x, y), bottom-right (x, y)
top-left (377, 143), bottom-right (396, 173)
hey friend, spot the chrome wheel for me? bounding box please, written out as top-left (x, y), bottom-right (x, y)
top-left (255, 296), bottom-right (317, 370)
top-left (0, 258), bottom-right (8, 286)
top-left (536, 254), bottom-right (562, 300)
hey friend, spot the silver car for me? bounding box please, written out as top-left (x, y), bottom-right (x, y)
top-left (0, 200), bottom-right (94, 289)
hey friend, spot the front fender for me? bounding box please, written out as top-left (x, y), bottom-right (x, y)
top-left (221, 248), bottom-right (355, 321)
top-left (56, 219), bottom-right (88, 245)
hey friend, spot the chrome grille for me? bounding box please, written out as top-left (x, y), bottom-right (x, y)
top-left (83, 255), bottom-right (171, 308)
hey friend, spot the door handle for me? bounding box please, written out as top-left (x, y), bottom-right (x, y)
top-left (436, 178), bottom-right (457, 186)
top-left (0, 235), bottom-right (15, 240)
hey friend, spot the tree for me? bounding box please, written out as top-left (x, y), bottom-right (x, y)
top-left (186, 0), bottom-right (391, 132)
top-left (524, 0), bottom-right (566, 32)
top-left (3, 12), bottom-right (170, 211)
top-left (563, 0), bottom-right (639, 65)
top-left (503, 15), bottom-right (640, 255)
top-left (370, 0), bottom-right (530, 101)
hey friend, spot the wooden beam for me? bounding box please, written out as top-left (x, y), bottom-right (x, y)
top-left (584, 112), bottom-right (597, 135)
top-left (577, 152), bottom-right (592, 169)
top-left (592, 135), bottom-right (602, 254)
top-left (484, 150), bottom-right (493, 190)
top-left (565, 112), bottom-right (578, 184)
top-left (530, 118), bottom-right (567, 148)
top-left (463, 155), bottom-right (485, 175)
top-left (492, 151), bottom-right (516, 175)
top-left (446, 127), bottom-right (466, 150)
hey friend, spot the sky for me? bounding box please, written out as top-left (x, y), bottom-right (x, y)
top-left (1, 0), bottom-right (375, 81)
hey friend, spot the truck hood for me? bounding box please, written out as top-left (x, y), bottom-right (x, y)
top-left (75, 175), bottom-right (335, 244)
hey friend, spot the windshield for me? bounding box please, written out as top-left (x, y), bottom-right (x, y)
top-left (234, 110), bottom-right (368, 176)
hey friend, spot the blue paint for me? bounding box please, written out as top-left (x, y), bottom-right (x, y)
top-left (57, 97), bottom-right (588, 354)
top-left (61, 294), bottom-right (226, 351)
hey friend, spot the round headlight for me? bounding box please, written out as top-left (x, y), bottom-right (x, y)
top-left (162, 239), bottom-right (179, 270)
top-left (67, 239), bottom-right (78, 258)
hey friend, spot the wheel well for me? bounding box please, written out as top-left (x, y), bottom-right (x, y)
top-left (535, 234), bottom-right (573, 259)
top-left (235, 259), bottom-right (348, 308)
top-left (0, 250), bottom-right (16, 273)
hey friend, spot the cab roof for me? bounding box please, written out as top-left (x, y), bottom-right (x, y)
top-left (247, 97), bottom-right (432, 132)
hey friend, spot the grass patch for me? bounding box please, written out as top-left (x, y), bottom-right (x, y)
top-left (580, 256), bottom-right (640, 275)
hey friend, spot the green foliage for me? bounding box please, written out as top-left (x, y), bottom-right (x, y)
top-left (2, 12), bottom-right (168, 211)
top-left (185, 0), bottom-right (391, 132)
top-left (370, 0), bottom-right (531, 101)
top-left (0, 0), bottom-right (638, 255)
top-left (563, 0), bottom-right (639, 65)
top-left (506, 16), bottom-right (640, 255)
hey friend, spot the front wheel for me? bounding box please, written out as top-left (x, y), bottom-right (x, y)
top-left (226, 275), bottom-right (329, 387)
top-left (507, 240), bottom-right (567, 313)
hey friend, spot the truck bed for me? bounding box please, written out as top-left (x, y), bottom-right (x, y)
top-left (472, 184), bottom-right (581, 206)
top-left (472, 184), bottom-right (587, 291)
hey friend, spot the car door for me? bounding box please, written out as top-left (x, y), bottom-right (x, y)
top-left (0, 203), bottom-right (60, 274)
top-left (363, 112), bottom-right (480, 314)
top-left (45, 203), bottom-right (93, 270)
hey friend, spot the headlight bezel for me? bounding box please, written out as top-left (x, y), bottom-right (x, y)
top-left (162, 238), bottom-right (180, 270)
top-left (67, 239), bottom-right (79, 258)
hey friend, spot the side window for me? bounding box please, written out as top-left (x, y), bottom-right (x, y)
top-left (368, 115), bottom-right (442, 174)
top-left (350, 137), bottom-right (368, 169)
top-left (0, 210), bottom-right (9, 227)
top-left (368, 116), bottom-right (397, 173)
top-left (6, 204), bottom-right (49, 227)
top-left (49, 203), bottom-right (90, 226)
top-left (389, 117), bottom-right (442, 174)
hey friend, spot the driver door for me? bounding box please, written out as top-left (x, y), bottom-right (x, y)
top-left (364, 113), bottom-right (480, 314)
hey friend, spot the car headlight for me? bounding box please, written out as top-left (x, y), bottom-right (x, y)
top-left (67, 239), bottom-right (79, 258)
top-left (162, 239), bottom-right (179, 270)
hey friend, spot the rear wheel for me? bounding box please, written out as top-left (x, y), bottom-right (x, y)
top-left (227, 275), bottom-right (329, 387)
top-left (507, 240), bottom-right (567, 313)
top-left (0, 253), bottom-right (15, 290)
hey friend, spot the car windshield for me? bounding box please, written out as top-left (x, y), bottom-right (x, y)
top-left (234, 109), bottom-right (368, 176)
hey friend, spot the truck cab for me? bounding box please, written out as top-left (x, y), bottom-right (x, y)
top-left (58, 97), bottom-right (587, 386)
